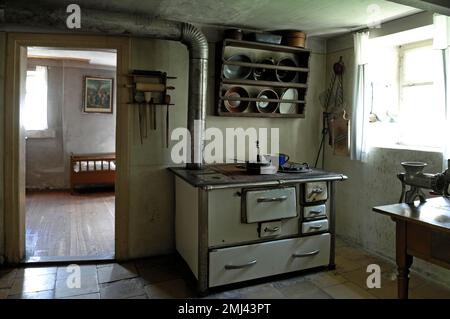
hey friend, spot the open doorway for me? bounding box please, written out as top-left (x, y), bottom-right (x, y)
top-left (23, 47), bottom-right (117, 262)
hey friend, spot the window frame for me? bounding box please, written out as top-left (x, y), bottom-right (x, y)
top-left (367, 39), bottom-right (442, 152)
top-left (396, 39), bottom-right (441, 149)
top-left (398, 40), bottom-right (434, 99)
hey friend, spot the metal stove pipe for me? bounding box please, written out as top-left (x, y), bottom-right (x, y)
top-left (0, 2), bottom-right (208, 169)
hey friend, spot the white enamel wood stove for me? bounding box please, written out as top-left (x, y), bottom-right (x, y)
top-left (170, 165), bottom-right (347, 294)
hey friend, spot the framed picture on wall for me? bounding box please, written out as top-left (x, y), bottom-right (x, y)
top-left (83, 76), bottom-right (114, 113)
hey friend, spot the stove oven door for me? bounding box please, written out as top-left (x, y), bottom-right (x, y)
top-left (243, 186), bottom-right (297, 223)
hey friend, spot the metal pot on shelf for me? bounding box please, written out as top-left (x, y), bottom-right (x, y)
top-left (223, 86), bottom-right (250, 113)
top-left (253, 58), bottom-right (276, 81)
top-left (223, 54), bottom-right (252, 80)
top-left (256, 89), bottom-right (279, 113)
top-left (276, 57), bottom-right (298, 83)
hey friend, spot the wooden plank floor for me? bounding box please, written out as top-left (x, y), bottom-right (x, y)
top-left (26, 191), bottom-right (115, 261)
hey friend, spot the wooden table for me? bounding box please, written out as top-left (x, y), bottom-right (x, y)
top-left (373, 197), bottom-right (450, 299)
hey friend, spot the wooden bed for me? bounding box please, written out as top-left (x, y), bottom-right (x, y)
top-left (70, 153), bottom-right (116, 193)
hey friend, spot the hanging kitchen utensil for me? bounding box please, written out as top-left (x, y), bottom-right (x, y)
top-left (134, 91), bottom-right (145, 145)
top-left (129, 70), bottom-right (177, 144)
top-left (138, 102), bottom-right (144, 144)
top-left (165, 94), bottom-right (171, 148)
top-left (144, 92), bottom-right (153, 138)
top-left (314, 56), bottom-right (345, 168)
top-left (153, 101), bottom-right (156, 131)
top-left (332, 110), bottom-right (350, 156)
top-left (143, 104), bottom-right (148, 138)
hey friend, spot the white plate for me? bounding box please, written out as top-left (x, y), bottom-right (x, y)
top-left (279, 89), bottom-right (298, 114)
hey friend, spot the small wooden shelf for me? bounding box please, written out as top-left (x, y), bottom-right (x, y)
top-left (127, 70), bottom-right (174, 105)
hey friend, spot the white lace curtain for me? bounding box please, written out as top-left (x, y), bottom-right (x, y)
top-left (350, 31), bottom-right (370, 161)
top-left (433, 14), bottom-right (450, 169)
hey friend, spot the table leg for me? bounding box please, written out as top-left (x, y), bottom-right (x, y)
top-left (396, 219), bottom-right (413, 299)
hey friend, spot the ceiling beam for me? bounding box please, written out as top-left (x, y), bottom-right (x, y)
top-left (388, 0), bottom-right (450, 16)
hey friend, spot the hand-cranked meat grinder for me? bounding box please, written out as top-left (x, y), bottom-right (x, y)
top-left (397, 160), bottom-right (450, 204)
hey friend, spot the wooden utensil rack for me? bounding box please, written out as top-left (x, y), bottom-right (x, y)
top-left (126, 70), bottom-right (176, 146)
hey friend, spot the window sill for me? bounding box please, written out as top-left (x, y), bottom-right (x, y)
top-left (25, 129), bottom-right (56, 139)
top-left (369, 142), bottom-right (442, 154)
top-left (367, 121), bottom-right (442, 154)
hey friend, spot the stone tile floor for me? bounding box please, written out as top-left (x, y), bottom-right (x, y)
top-left (1, 237), bottom-right (449, 299)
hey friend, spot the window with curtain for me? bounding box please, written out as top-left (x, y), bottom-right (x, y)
top-left (24, 65), bottom-right (48, 131)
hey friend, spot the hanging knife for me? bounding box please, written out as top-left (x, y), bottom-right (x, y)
top-left (153, 98), bottom-right (157, 130)
top-left (165, 94), bottom-right (171, 148)
top-left (143, 100), bottom-right (148, 139)
top-left (139, 102), bottom-right (144, 145)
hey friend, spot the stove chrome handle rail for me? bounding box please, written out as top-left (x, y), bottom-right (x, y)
top-left (257, 196), bottom-right (287, 203)
top-left (224, 259), bottom-right (257, 270)
top-left (264, 226), bottom-right (280, 233)
top-left (292, 250), bottom-right (320, 258)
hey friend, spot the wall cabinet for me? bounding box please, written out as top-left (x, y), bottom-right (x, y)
top-left (216, 39), bottom-right (311, 118)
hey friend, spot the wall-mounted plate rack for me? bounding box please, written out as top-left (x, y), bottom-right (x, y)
top-left (216, 39), bottom-right (311, 118)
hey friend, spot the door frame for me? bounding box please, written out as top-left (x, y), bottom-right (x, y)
top-left (4, 33), bottom-right (131, 263)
